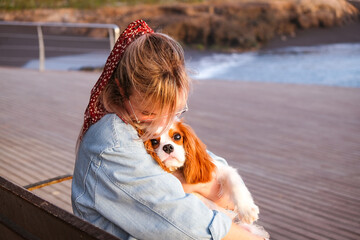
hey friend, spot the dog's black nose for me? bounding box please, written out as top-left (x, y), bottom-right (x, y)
top-left (163, 144), bottom-right (174, 154)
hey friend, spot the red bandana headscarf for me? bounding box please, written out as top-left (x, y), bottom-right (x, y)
top-left (79, 20), bottom-right (154, 140)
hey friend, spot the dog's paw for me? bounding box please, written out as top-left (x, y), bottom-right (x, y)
top-left (235, 202), bottom-right (259, 224)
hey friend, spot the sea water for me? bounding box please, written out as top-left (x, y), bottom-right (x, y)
top-left (186, 43), bottom-right (360, 88)
top-left (23, 43), bottom-right (360, 88)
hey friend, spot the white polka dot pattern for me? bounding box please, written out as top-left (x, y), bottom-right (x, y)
top-left (80, 20), bottom-right (154, 140)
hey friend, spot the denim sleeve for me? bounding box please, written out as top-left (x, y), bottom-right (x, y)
top-left (93, 132), bottom-right (232, 239)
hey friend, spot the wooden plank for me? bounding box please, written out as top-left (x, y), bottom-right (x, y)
top-left (1, 67), bottom-right (360, 240)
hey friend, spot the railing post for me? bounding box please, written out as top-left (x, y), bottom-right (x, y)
top-left (108, 26), bottom-right (120, 50)
top-left (0, 21), bottom-right (120, 71)
top-left (37, 25), bottom-right (45, 72)
top-left (114, 27), bottom-right (120, 44)
top-left (108, 28), bottom-right (115, 51)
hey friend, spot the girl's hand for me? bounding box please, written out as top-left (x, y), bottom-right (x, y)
top-left (173, 170), bottom-right (234, 210)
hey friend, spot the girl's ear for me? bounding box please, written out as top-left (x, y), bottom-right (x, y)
top-left (178, 122), bottom-right (216, 184)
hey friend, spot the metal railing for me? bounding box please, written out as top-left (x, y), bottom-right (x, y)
top-left (0, 21), bottom-right (120, 71)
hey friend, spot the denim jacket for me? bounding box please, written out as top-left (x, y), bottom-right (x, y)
top-left (72, 114), bottom-right (232, 240)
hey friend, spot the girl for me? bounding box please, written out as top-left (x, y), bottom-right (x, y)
top-left (72, 20), bottom-right (263, 240)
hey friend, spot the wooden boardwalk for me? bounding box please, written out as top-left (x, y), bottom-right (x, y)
top-left (0, 66), bottom-right (359, 240)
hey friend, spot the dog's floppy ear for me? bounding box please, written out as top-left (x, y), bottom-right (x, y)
top-left (177, 121), bottom-right (216, 184)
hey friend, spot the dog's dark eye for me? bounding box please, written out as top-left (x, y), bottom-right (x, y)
top-left (151, 139), bottom-right (159, 146)
top-left (173, 133), bottom-right (181, 141)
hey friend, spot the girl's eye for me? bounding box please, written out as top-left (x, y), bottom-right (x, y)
top-left (173, 133), bottom-right (182, 141)
top-left (142, 111), bottom-right (155, 117)
top-left (151, 139), bottom-right (159, 146)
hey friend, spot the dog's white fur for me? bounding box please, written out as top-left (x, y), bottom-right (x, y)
top-left (154, 128), bottom-right (186, 171)
top-left (152, 121), bottom-right (269, 239)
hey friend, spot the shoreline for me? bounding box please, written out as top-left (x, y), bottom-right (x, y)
top-left (187, 20), bottom-right (360, 60)
top-left (261, 21), bottom-right (360, 50)
top-left (1, 0), bottom-right (358, 52)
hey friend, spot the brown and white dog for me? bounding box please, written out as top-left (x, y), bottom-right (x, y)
top-left (144, 119), bottom-right (269, 239)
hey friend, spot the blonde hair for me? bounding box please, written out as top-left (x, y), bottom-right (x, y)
top-left (102, 33), bottom-right (191, 140)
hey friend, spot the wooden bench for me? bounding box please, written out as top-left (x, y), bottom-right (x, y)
top-left (0, 176), bottom-right (120, 240)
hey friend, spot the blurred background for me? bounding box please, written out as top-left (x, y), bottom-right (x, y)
top-left (0, 0), bottom-right (359, 86)
top-left (0, 1), bottom-right (360, 240)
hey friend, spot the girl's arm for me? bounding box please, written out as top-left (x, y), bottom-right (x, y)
top-left (174, 150), bottom-right (235, 210)
top-left (224, 223), bottom-right (265, 240)
top-left (73, 116), bottom-right (232, 240)
top-left (174, 151), bottom-right (264, 240)
top-left (176, 174), bottom-right (264, 240)
top-left (173, 170), bottom-right (235, 210)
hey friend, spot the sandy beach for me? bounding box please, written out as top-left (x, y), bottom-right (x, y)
top-left (0, 66), bottom-right (359, 239)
